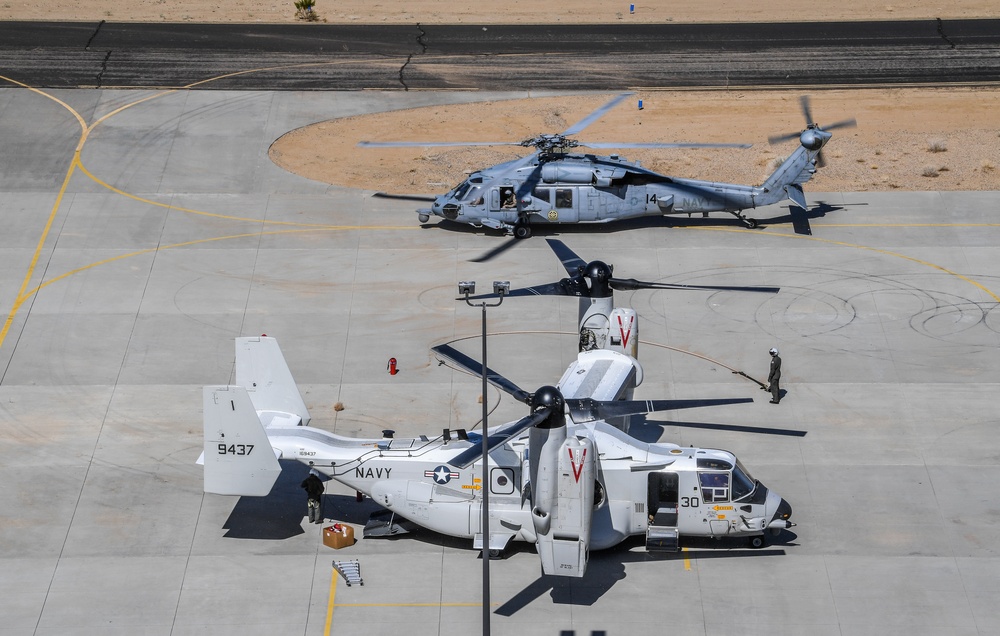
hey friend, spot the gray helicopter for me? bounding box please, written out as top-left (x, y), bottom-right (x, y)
top-left (364, 94), bottom-right (855, 237)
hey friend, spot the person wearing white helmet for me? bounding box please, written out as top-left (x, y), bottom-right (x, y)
top-left (767, 347), bottom-right (782, 404)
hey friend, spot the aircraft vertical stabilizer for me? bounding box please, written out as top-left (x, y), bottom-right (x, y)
top-left (202, 385), bottom-right (282, 496)
top-left (235, 336), bottom-right (311, 426)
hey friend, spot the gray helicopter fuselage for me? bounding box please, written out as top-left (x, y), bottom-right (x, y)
top-left (417, 129), bottom-right (827, 233)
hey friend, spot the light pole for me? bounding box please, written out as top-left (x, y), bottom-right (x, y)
top-left (458, 280), bottom-right (508, 636)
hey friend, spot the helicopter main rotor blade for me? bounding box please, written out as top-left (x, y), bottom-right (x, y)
top-left (823, 117), bottom-right (858, 132)
top-left (800, 95), bottom-right (815, 126)
top-left (609, 277), bottom-right (780, 294)
top-left (560, 92), bottom-right (635, 137)
top-left (767, 130), bottom-right (801, 145)
top-left (581, 142), bottom-right (751, 150)
top-left (357, 141), bottom-right (520, 148)
top-left (665, 419), bottom-right (807, 437)
top-left (432, 344), bottom-right (532, 404)
top-left (546, 239), bottom-right (587, 277)
top-left (448, 410), bottom-right (551, 469)
top-left (371, 192), bottom-right (437, 202)
top-left (567, 397), bottom-right (754, 423)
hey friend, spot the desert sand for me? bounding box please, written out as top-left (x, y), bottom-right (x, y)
top-left (3, 3), bottom-right (997, 192)
top-left (271, 88), bottom-right (1000, 195)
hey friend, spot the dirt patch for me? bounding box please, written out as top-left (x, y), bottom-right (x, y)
top-left (270, 88), bottom-right (1000, 194)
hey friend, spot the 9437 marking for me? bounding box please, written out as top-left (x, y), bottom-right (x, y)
top-left (218, 443), bottom-right (254, 456)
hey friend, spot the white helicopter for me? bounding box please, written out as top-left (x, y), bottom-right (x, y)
top-left (364, 94), bottom-right (854, 237)
top-left (200, 256), bottom-right (796, 577)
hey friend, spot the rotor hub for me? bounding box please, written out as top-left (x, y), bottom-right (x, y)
top-left (799, 128), bottom-right (824, 151)
top-left (531, 385), bottom-right (564, 412)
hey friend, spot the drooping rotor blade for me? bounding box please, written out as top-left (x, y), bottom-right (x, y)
top-left (664, 419), bottom-right (807, 437)
top-left (469, 235), bottom-right (524, 264)
top-left (546, 239), bottom-right (587, 277)
top-left (357, 140), bottom-right (520, 148)
top-left (567, 397), bottom-right (754, 423)
top-left (448, 410), bottom-right (551, 469)
top-left (371, 192), bottom-right (437, 202)
top-left (609, 277), bottom-right (780, 294)
top-left (561, 92), bottom-right (635, 137)
top-left (432, 344), bottom-right (532, 404)
top-left (581, 142), bottom-right (751, 150)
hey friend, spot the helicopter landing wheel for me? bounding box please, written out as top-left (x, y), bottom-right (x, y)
top-left (743, 218), bottom-right (758, 229)
top-left (513, 223), bottom-right (532, 239)
top-left (748, 535), bottom-right (766, 549)
top-left (488, 549), bottom-right (501, 559)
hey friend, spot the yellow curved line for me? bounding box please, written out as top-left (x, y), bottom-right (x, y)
top-left (74, 158), bottom-right (344, 228)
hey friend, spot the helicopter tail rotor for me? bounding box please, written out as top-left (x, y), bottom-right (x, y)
top-left (768, 95), bottom-right (856, 168)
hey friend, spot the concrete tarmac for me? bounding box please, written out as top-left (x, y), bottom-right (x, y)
top-left (1, 87), bottom-right (999, 635)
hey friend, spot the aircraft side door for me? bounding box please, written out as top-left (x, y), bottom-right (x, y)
top-left (490, 185), bottom-right (520, 223)
top-left (549, 187), bottom-right (579, 223)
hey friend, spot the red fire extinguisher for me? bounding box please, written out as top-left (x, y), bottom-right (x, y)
top-left (387, 357), bottom-right (398, 375)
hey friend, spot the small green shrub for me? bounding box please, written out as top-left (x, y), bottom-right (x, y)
top-left (295, 0), bottom-right (318, 20)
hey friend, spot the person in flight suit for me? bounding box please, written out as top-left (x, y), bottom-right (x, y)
top-left (767, 347), bottom-right (782, 404)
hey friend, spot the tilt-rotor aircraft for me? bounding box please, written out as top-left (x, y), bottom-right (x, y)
top-left (467, 238), bottom-right (780, 357)
top-left (201, 326), bottom-right (794, 577)
top-left (365, 94), bottom-right (854, 237)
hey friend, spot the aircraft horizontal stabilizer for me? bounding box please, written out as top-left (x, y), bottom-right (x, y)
top-left (202, 385), bottom-right (282, 496)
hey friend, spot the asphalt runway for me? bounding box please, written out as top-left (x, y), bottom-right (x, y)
top-left (0, 19), bottom-right (999, 89)
top-left (1, 86), bottom-right (1000, 635)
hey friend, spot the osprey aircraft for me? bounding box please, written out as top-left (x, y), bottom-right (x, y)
top-left (201, 332), bottom-right (795, 577)
top-left (467, 238), bottom-right (780, 355)
top-left (365, 94), bottom-right (854, 237)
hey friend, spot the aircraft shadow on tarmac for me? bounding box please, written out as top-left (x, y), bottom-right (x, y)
top-left (223, 461), bottom-right (384, 540)
top-left (494, 533), bottom-right (795, 616)
top-left (429, 201), bottom-right (848, 262)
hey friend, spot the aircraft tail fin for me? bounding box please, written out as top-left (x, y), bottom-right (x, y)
top-left (236, 336), bottom-right (311, 427)
top-left (202, 385), bottom-right (282, 496)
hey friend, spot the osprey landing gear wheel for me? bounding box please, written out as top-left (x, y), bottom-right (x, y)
top-left (749, 535), bottom-right (766, 549)
top-left (514, 222), bottom-right (532, 239)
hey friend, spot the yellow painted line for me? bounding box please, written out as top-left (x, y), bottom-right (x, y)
top-left (324, 568), bottom-right (338, 636)
top-left (683, 547), bottom-right (691, 571)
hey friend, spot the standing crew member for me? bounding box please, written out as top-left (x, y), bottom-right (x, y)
top-left (301, 469), bottom-right (325, 524)
top-left (767, 347), bottom-right (782, 404)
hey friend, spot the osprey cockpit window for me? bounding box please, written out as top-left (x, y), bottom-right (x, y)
top-left (699, 472), bottom-right (730, 503)
top-left (731, 459), bottom-right (757, 502)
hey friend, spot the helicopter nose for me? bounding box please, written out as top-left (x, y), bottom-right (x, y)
top-left (767, 498), bottom-right (794, 529)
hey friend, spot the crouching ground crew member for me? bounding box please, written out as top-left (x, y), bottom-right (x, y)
top-left (301, 469), bottom-right (325, 524)
top-left (767, 347), bottom-right (782, 404)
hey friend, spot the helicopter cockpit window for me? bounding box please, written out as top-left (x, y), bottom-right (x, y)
top-left (699, 472), bottom-right (730, 503)
top-left (464, 186), bottom-right (484, 205)
top-left (731, 459), bottom-right (756, 501)
top-left (452, 182), bottom-right (472, 200)
top-left (555, 189), bottom-right (573, 208)
top-left (532, 187), bottom-right (551, 203)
